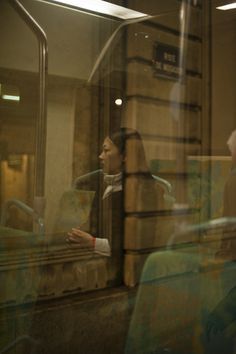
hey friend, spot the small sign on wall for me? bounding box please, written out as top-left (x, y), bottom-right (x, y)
top-left (153, 42), bottom-right (183, 80)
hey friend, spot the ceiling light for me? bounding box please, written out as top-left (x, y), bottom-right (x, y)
top-left (0, 83), bottom-right (20, 102)
top-left (216, 2), bottom-right (236, 10)
top-left (115, 98), bottom-right (122, 106)
top-left (39, 0), bottom-right (147, 19)
top-left (2, 95), bottom-right (20, 101)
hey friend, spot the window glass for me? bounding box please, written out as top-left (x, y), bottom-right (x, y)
top-left (0, 0), bottom-right (236, 353)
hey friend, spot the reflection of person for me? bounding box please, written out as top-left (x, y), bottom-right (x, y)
top-left (206, 131), bottom-right (236, 346)
top-left (219, 130), bottom-right (236, 255)
top-left (223, 130), bottom-right (236, 217)
top-left (67, 128), bottom-right (164, 282)
top-left (206, 285), bottom-right (236, 346)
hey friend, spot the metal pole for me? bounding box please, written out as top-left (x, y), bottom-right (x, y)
top-left (8, 0), bottom-right (48, 227)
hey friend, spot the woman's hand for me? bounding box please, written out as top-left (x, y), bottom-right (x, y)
top-left (67, 227), bottom-right (94, 249)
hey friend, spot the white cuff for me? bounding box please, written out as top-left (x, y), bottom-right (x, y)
top-left (94, 238), bottom-right (111, 256)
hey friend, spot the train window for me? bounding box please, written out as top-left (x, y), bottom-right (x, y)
top-left (0, 0), bottom-right (236, 353)
top-left (0, 0), bottom-right (129, 296)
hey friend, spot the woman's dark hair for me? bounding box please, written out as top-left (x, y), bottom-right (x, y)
top-left (109, 127), bottom-right (151, 175)
top-left (110, 128), bottom-right (138, 154)
top-left (110, 128), bottom-right (165, 211)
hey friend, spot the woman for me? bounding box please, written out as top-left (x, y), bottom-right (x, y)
top-left (67, 128), bottom-right (164, 282)
top-left (67, 129), bottom-right (125, 254)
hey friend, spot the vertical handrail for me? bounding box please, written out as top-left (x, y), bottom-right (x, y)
top-left (8, 0), bottom-right (48, 228)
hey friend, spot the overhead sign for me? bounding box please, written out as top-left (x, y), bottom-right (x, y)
top-left (153, 43), bottom-right (183, 80)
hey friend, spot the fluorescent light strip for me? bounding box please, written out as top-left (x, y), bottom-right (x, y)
top-left (217, 2), bottom-right (236, 10)
top-left (44, 0), bottom-right (147, 19)
top-left (2, 95), bottom-right (20, 101)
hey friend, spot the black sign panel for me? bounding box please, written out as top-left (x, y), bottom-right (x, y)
top-left (153, 43), bottom-right (183, 80)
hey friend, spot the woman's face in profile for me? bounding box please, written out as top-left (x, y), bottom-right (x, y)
top-left (99, 137), bottom-right (123, 174)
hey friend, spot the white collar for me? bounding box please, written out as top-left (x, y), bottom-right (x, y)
top-left (103, 172), bottom-right (122, 186)
top-left (103, 172), bottom-right (122, 199)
